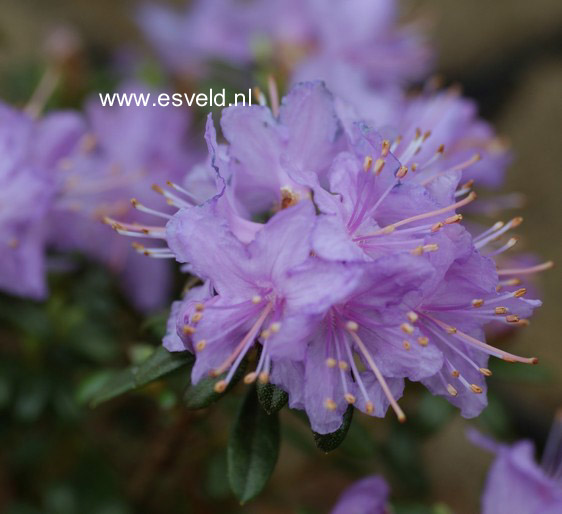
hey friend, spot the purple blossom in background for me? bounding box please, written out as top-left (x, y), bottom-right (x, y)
top-left (138, 0), bottom-right (431, 87)
top-left (470, 415), bottom-right (562, 514)
top-left (47, 82), bottom-right (200, 311)
top-left (331, 475), bottom-right (389, 514)
top-left (0, 102), bottom-right (55, 299)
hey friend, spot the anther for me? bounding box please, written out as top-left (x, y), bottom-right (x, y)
top-left (151, 184), bottom-right (164, 194)
top-left (260, 329), bottom-right (271, 339)
top-left (346, 321), bottom-right (359, 332)
top-left (423, 130), bottom-right (431, 141)
top-left (374, 158), bottom-right (385, 175)
top-left (324, 398), bottom-right (337, 411)
top-left (195, 303), bottom-right (204, 312)
top-left (363, 155), bottom-right (373, 172)
top-left (243, 372), bottom-right (257, 384)
top-left (470, 384), bottom-right (483, 394)
top-left (344, 393), bottom-right (356, 404)
top-left (406, 311), bottom-right (419, 323)
top-left (472, 299), bottom-right (484, 308)
top-left (258, 372), bottom-right (270, 384)
top-left (270, 322), bottom-right (281, 333)
top-left (411, 246), bottom-right (424, 256)
top-left (192, 312), bottom-right (203, 323)
top-left (511, 216), bottom-right (524, 228)
top-left (403, 341), bottom-right (411, 350)
top-left (506, 315), bottom-right (520, 323)
top-left (422, 244), bottom-right (439, 253)
top-left (214, 380), bottom-right (227, 393)
top-left (445, 214), bottom-right (463, 224)
top-left (417, 336), bottom-right (429, 346)
top-left (195, 340), bottom-right (206, 352)
top-left (252, 295), bottom-right (262, 304)
top-left (401, 323), bottom-right (414, 335)
top-left (325, 357), bottom-right (337, 368)
top-left (451, 370), bottom-right (460, 378)
top-left (494, 307), bottom-right (508, 315)
top-left (446, 326), bottom-right (457, 334)
top-left (514, 288), bottom-right (527, 298)
top-left (479, 368), bottom-right (493, 377)
top-left (183, 325), bottom-right (195, 335)
top-left (396, 165), bottom-right (408, 179)
top-left (381, 140), bottom-right (390, 157)
top-left (365, 401), bottom-right (374, 414)
top-left (447, 384), bottom-right (458, 396)
top-left (431, 222), bottom-right (444, 232)
top-left (338, 361), bottom-right (349, 371)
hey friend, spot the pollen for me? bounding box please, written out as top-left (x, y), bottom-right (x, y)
top-left (243, 372), bottom-right (257, 384)
top-left (406, 311), bottom-right (418, 323)
top-left (214, 380), bottom-right (227, 393)
top-left (182, 325), bottom-right (196, 335)
top-left (401, 323), bottom-right (414, 335)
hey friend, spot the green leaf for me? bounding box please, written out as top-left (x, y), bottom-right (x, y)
top-left (227, 386), bottom-right (280, 504)
top-left (256, 381), bottom-right (288, 415)
top-left (89, 346), bottom-right (193, 407)
top-left (312, 404), bottom-right (354, 453)
top-left (184, 360), bottom-right (247, 410)
top-left (134, 346), bottom-right (192, 386)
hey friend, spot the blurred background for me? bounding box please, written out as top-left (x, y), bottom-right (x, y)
top-left (0, 0), bottom-right (561, 513)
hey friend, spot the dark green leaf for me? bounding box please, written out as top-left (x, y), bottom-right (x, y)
top-left (133, 346), bottom-right (193, 386)
top-left (228, 386), bottom-right (280, 504)
top-left (89, 347), bottom-right (192, 407)
top-left (313, 404), bottom-right (354, 453)
top-left (256, 381), bottom-right (288, 415)
top-left (184, 360), bottom-right (247, 410)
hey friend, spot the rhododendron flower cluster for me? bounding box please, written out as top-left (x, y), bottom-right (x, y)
top-left (112, 81), bottom-right (546, 433)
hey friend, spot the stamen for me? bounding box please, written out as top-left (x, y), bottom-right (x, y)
top-left (497, 261), bottom-right (554, 276)
top-left (361, 192), bottom-right (476, 238)
top-left (267, 75), bottom-right (280, 117)
top-left (472, 299), bottom-right (484, 308)
top-left (347, 328), bottom-right (406, 422)
top-left (130, 198), bottom-right (172, 220)
top-left (363, 155), bottom-right (373, 172)
top-left (324, 398), bottom-right (337, 411)
top-left (447, 384), bottom-right (458, 396)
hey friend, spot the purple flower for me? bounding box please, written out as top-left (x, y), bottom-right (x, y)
top-left (111, 81), bottom-right (545, 431)
top-left (331, 475), bottom-right (389, 514)
top-left (470, 417), bottom-right (562, 514)
top-left (0, 103), bottom-right (56, 299)
top-left (348, 87), bottom-right (512, 189)
top-left (48, 82), bottom-right (200, 311)
top-left (138, 0), bottom-right (431, 88)
top-left (166, 200), bottom-right (363, 389)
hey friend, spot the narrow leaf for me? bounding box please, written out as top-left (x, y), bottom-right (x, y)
top-left (256, 381), bottom-right (288, 415)
top-left (90, 346), bottom-right (192, 407)
top-left (313, 404), bottom-right (354, 452)
top-left (184, 360), bottom-right (247, 410)
top-left (228, 386), bottom-right (280, 503)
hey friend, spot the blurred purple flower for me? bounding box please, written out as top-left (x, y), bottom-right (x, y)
top-left (138, 0), bottom-right (431, 87)
top-left (470, 415), bottom-right (562, 514)
top-left (331, 475), bottom-right (389, 514)
top-left (0, 103), bottom-right (56, 299)
top-left (47, 82), bottom-right (200, 311)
